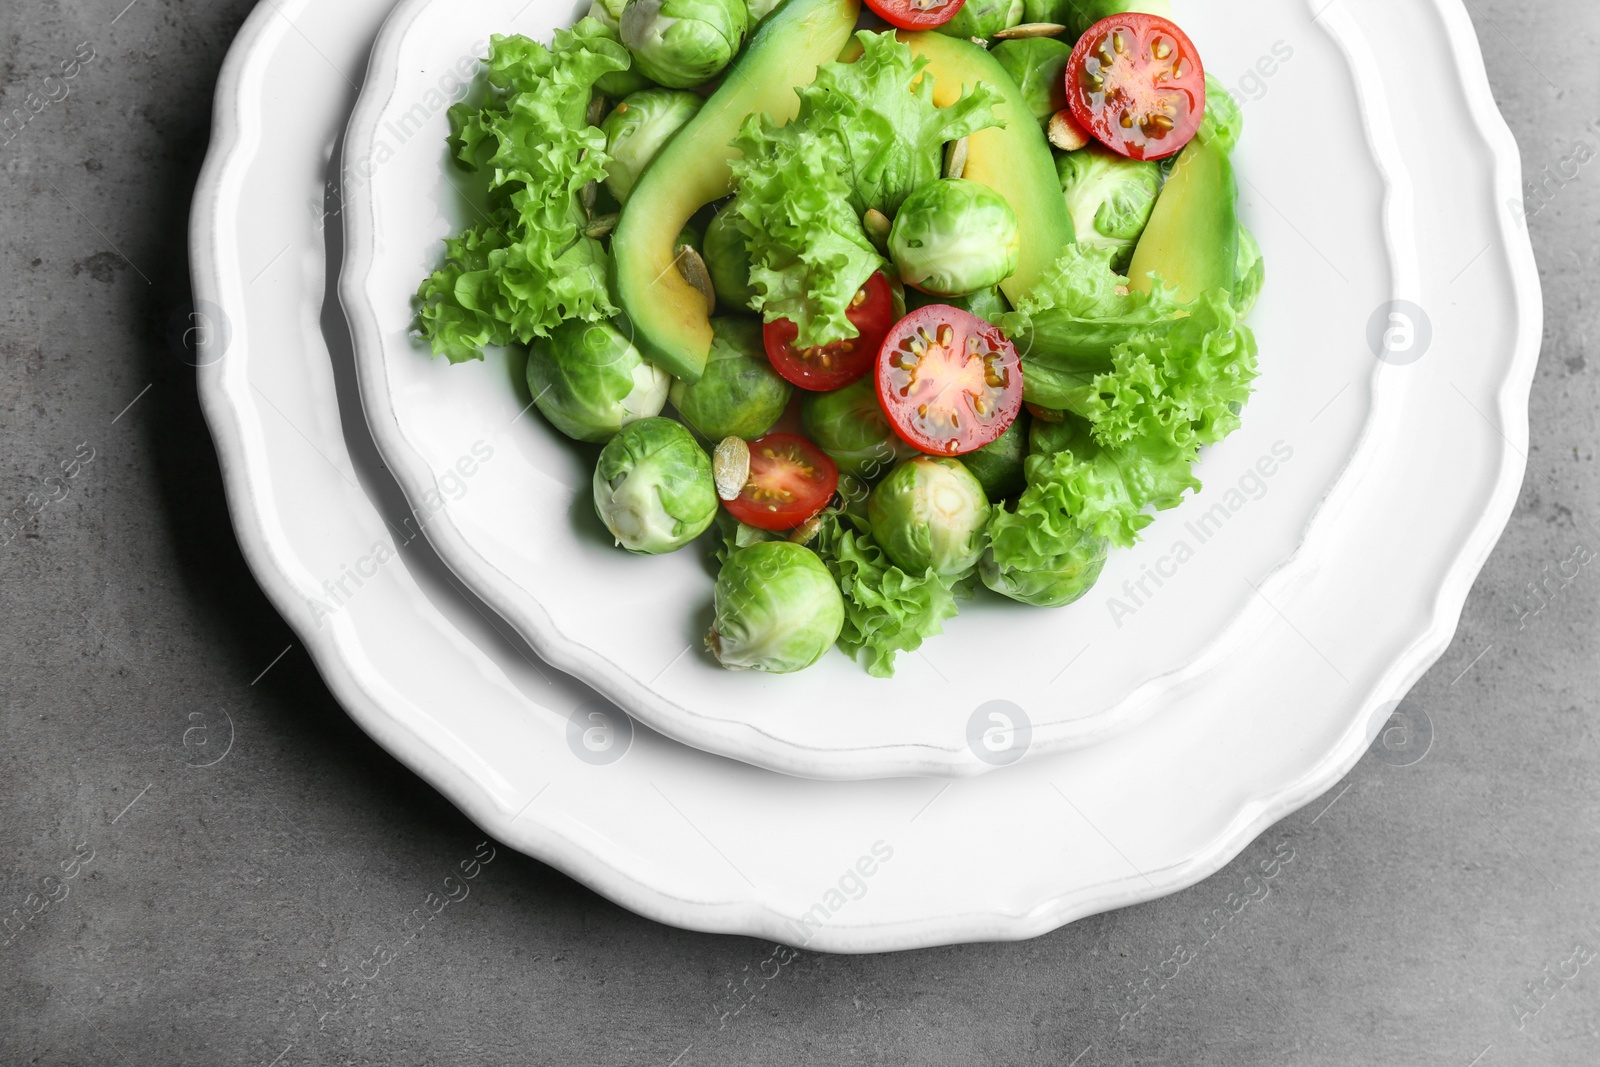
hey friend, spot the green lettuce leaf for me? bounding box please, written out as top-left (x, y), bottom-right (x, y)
top-left (802, 31), bottom-right (1004, 216)
top-left (812, 514), bottom-right (960, 678)
top-left (725, 31), bottom-right (1002, 348)
top-left (999, 245), bottom-right (1183, 399)
top-left (1017, 417), bottom-right (1200, 549)
top-left (1080, 291), bottom-right (1259, 449)
top-left (415, 24), bottom-right (629, 363)
top-left (727, 115), bottom-right (883, 348)
top-left (1006, 243), bottom-right (1178, 324)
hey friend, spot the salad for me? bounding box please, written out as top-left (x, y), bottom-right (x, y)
top-left (413, 0), bottom-right (1262, 677)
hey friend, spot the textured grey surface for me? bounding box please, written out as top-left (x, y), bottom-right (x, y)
top-left (1, 1), bottom-right (1597, 1064)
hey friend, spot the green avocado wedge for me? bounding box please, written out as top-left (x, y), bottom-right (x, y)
top-left (1127, 131), bottom-right (1238, 303)
top-left (611, 0), bottom-right (860, 383)
top-left (896, 31), bottom-right (1075, 305)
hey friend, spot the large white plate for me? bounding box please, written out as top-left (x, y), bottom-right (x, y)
top-left (194, 0), bottom-right (1537, 949)
top-left (339, 0), bottom-right (1495, 779)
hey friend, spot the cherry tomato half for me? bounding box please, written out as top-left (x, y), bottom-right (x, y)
top-left (862, 0), bottom-right (967, 31)
top-left (1067, 13), bottom-right (1206, 162)
top-left (875, 306), bottom-right (1022, 457)
top-left (723, 433), bottom-right (840, 532)
top-left (764, 272), bottom-right (896, 392)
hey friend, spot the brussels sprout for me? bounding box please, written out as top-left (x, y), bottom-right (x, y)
top-left (980, 527), bottom-right (1108, 607)
top-left (527, 320), bottom-right (669, 444)
top-left (593, 417), bottom-right (718, 553)
top-left (601, 89), bottom-right (703, 203)
top-left (801, 379), bottom-right (909, 479)
top-left (745, 0), bottom-right (785, 21)
top-left (991, 38), bottom-right (1071, 130)
top-left (1056, 144), bottom-right (1163, 272)
top-left (1198, 73), bottom-right (1243, 155)
top-left (868, 457), bottom-right (991, 578)
top-left (669, 318), bottom-right (792, 440)
top-left (1233, 223), bottom-right (1264, 318)
top-left (712, 508), bottom-right (775, 565)
top-left (889, 179), bottom-right (1021, 297)
top-left (959, 413), bottom-right (1029, 501)
top-left (1052, 0), bottom-right (1174, 38)
top-left (620, 0), bottom-right (748, 89)
top-left (702, 204), bottom-right (757, 312)
top-left (935, 0), bottom-right (1024, 41)
top-left (707, 541), bottom-right (845, 673)
top-left (904, 284), bottom-right (1010, 324)
top-left (596, 65), bottom-right (655, 101)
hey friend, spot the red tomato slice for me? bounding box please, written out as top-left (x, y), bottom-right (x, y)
top-left (723, 433), bottom-right (840, 532)
top-left (863, 0), bottom-right (967, 31)
top-left (875, 306), bottom-right (1022, 457)
top-left (764, 272), bottom-right (896, 392)
top-left (1067, 13), bottom-right (1206, 162)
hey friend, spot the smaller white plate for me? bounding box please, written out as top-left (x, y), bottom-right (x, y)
top-left (343, 0), bottom-right (1517, 780)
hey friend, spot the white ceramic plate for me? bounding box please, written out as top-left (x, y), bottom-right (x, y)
top-left (194, 0), bottom-right (1536, 949)
top-left (339, 0), bottom-right (1510, 780)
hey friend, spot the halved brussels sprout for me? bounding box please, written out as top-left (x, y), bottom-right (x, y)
top-left (868, 457), bottom-right (992, 578)
top-left (991, 38), bottom-right (1071, 129)
top-left (702, 204), bottom-right (757, 312)
top-left (888, 179), bottom-right (1021, 297)
top-left (959, 412), bottom-right (1029, 502)
top-left (669, 318), bottom-right (792, 440)
top-left (527, 319), bottom-right (669, 444)
top-left (620, 0), bottom-right (748, 89)
top-left (593, 417), bottom-right (718, 554)
top-left (935, 0), bottom-right (1024, 41)
top-left (1233, 223), bottom-right (1264, 317)
top-left (800, 379), bottom-right (910, 480)
top-left (1057, 143), bottom-right (1163, 272)
top-left (601, 89), bottom-right (703, 203)
top-left (707, 541), bottom-right (845, 673)
top-left (980, 526), bottom-right (1108, 607)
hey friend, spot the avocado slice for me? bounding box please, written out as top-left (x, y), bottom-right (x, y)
top-left (611, 0), bottom-right (860, 383)
top-left (1127, 131), bottom-right (1238, 303)
top-left (896, 31), bottom-right (1075, 305)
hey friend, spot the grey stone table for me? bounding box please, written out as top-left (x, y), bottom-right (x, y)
top-left (2, 2), bottom-right (1595, 1064)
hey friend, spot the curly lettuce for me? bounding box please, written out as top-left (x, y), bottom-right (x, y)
top-left (804, 31), bottom-right (1004, 217)
top-left (1016, 417), bottom-right (1200, 549)
top-left (415, 23), bottom-right (629, 363)
top-left (727, 117), bottom-right (882, 349)
top-left (726, 31), bottom-right (1003, 348)
top-left (811, 514), bottom-right (960, 678)
top-left (982, 274), bottom-right (1259, 603)
top-left (1080, 292), bottom-right (1259, 449)
top-left (999, 245), bottom-right (1183, 406)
